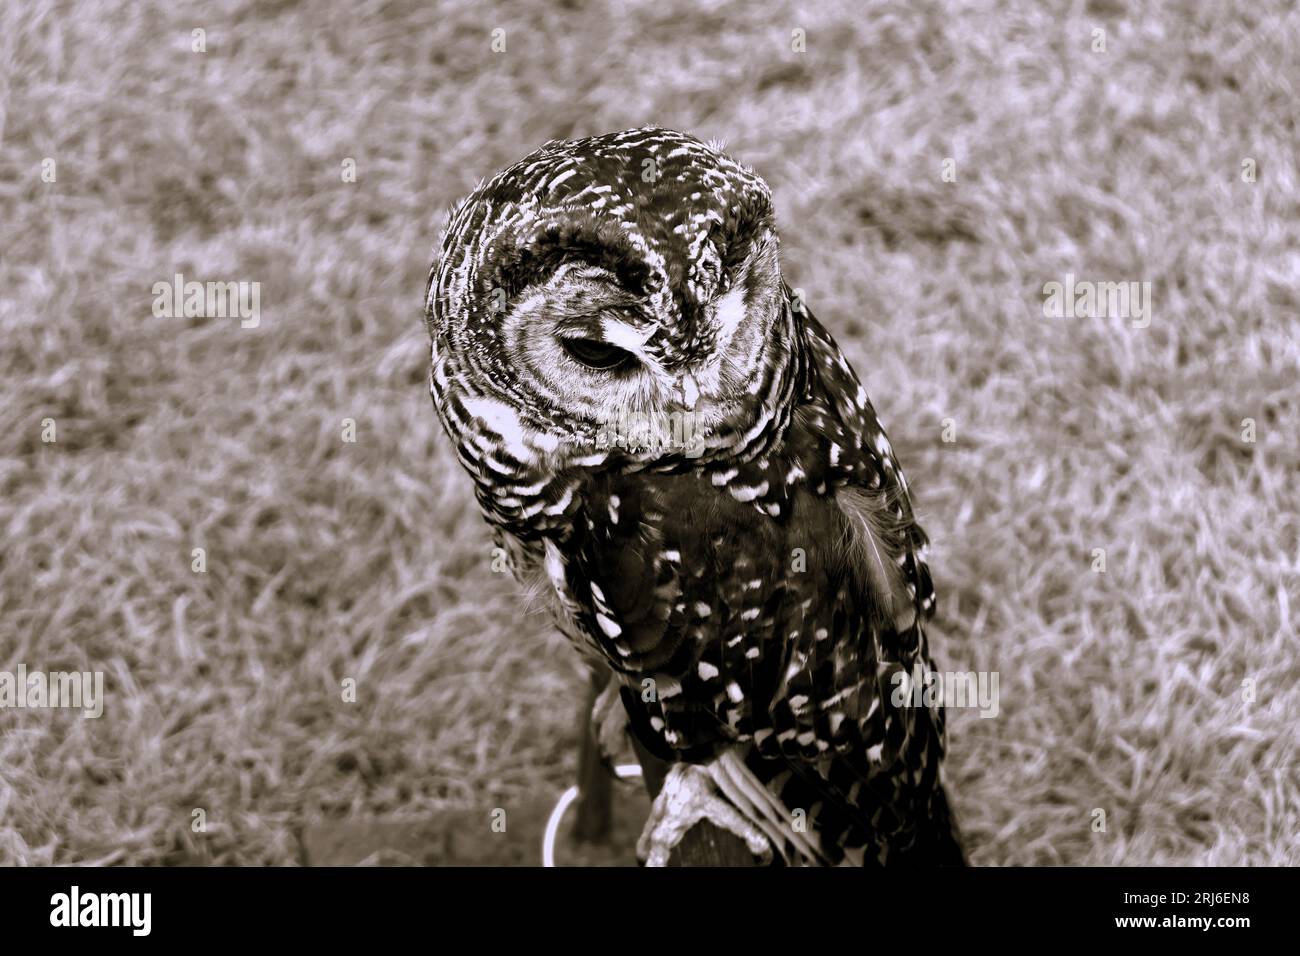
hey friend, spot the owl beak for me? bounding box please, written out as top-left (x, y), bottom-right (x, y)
top-left (676, 373), bottom-right (700, 410)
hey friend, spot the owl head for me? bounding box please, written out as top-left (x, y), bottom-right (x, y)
top-left (425, 127), bottom-right (803, 502)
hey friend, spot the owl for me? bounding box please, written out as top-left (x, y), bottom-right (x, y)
top-left (424, 127), bottom-right (964, 866)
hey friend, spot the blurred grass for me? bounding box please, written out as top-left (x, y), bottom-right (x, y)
top-left (0, 0), bottom-right (1297, 865)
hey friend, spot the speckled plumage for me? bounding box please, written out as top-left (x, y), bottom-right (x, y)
top-left (424, 127), bottom-right (963, 866)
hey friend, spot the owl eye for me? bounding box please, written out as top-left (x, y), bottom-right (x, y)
top-left (559, 336), bottom-right (638, 372)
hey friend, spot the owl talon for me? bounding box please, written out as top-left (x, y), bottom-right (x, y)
top-left (636, 763), bottom-right (774, 866)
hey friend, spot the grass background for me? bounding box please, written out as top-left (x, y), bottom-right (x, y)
top-left (1, 0), bottom-right (1297, 865)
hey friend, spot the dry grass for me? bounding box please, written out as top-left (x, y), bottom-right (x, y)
top-left (1, 0), bottom-right (1296, 865)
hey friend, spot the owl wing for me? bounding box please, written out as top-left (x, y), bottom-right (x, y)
top-left (763, 310), bottom-right (960, 864)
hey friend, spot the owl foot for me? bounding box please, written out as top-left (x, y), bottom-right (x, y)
top-left (635, 762), bottom-right (774, 866)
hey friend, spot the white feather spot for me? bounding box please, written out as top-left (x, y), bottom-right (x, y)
top-left (547, 168), bottom-right (578, 190)
top-left (729, 481), bottom-right (769, 502)
top-left (461, 395), bottom-right (530, 460)
top-left (711, 285), bottom-right (747, 349)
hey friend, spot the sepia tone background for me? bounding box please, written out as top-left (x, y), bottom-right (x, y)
top-left (1, 0), bottom-right (1297, 865)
